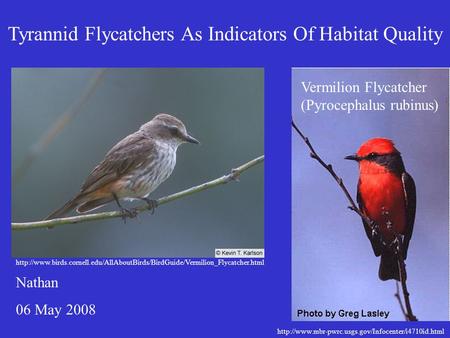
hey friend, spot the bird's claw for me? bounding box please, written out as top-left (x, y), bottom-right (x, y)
top-left (120, 207), bottom-right (138, 223)
top-left (141, 198), bottom-right (158, 215)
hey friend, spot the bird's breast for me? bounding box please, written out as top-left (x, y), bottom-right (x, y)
top-left (358, 169), bottom-right (406, 240)
top-left (126, 143), bottom-right (177, 198)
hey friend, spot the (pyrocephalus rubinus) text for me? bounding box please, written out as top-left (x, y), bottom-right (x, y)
top-left (345, 138), bottom-right (416, 281)
top-left (45, 113), bottom-right (199, 220)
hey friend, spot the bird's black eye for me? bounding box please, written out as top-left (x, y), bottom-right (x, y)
top-left (167, 125), bottom-right (179, 136)
top-left (367, 152), bottom-right (378, 159)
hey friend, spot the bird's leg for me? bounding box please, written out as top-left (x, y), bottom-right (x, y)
top-left (113, 193), bottom-right (138, 223)
top-left (139, 197), bottom-right (158, 215)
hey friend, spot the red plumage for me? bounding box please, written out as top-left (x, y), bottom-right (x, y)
top-left (347, 138), bottom-right (416, 281)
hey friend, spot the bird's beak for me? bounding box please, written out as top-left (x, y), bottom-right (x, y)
top-left (184, 133), bottom-right (200, 144)
top-left (345, 154), bottom-right (360, 161)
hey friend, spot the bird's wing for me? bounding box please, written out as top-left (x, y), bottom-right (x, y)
top-left (357, 179), bottom-right (383, 257)
top-left (401, 172), bottom-right (416, 260)
top-left (79, 132), bottom-right (155, 195)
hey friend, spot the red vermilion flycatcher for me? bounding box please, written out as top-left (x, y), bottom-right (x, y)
top-left (345, 138), bottom-right (416, 281)
top-left (45, 113), bottom-right (199, 220)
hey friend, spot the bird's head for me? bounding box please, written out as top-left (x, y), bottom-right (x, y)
top-left (345, 138), bottom-right (404, 173)
top-left (141, 113), bottom-right (200, 147)
top-left (345, 138), bottom-right (399, 162)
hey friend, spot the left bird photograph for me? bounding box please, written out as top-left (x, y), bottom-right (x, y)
top-left (12, 68), bottom-right (264, 257)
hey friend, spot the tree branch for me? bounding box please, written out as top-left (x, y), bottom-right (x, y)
top-left (396, 235), bottom-right (418, 321)
top-left (292, 120), bottom-right (417, 321)
top-left (11, 155), bottom-right (264, 230)
top-left (291, 120), bottom-right (372, 226)
top-left (394, 281), bottom-right (408, 320)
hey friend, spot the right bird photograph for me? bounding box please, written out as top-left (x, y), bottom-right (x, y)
top-left (292, 68), bottom-right (449, 321)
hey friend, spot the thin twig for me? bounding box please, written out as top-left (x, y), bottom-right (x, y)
top-left (394, 281), bottom-right (408, 320)
top-left (13, 69), bottom-right (107, 185)
top-left (396, 235), bottom-right (418, 321)
top-left (292, 120), bottom-right (417, 321)
top-left (11, 155), bottom-right (264, 230)
top-left (291, 120), bottom-right (372, 226)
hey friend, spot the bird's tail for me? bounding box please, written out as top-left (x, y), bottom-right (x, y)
top-left (45, 194), bottom-right (114, 221)
top-left (76, 197), bottom-right (114, 213)
top-left (44, 196), bottom-right (82, 220)
top-left (379, 251), bottom-right (403, 281)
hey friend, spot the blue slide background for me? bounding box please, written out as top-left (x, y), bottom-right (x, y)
top-left (1, 0), bottom-right (449, 336)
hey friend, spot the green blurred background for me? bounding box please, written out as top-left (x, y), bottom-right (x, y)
top-left (12, 68), bottom-right (264, 257)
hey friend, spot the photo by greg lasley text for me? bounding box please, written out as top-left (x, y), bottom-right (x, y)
top-left (297, 309), bottom-right (390, 320)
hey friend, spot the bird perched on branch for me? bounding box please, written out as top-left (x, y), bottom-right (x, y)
top-left (345, 138), bottom-right (416, 281)
top-left (45, 113), bottom-right (199, 221)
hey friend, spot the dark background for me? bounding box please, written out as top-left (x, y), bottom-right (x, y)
top-left (1, 0), bottom-right (449, 337)
top-left (11, 68), bottom-right (264, 257)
